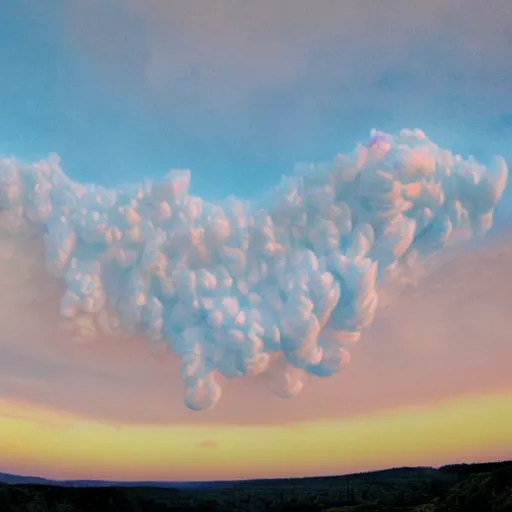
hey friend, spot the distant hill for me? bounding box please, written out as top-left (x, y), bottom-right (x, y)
top-left (0, 460), bottom-right (511, 511)
top-left (0, 472), bottom-right (221, 489)
top-left (0, 473), bottom-right (55, 486)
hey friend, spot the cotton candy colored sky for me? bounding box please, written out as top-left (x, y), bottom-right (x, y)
top-left (1, 233), bottom-right (511, 481)
top-left (0, 0), bottom-right (511, 481)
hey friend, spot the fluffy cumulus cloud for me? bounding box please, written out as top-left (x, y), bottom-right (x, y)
top-left (0, 129), bottom-right (508, 411)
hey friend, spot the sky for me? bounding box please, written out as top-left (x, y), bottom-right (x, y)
top-left (0, 0), bottom-right (511, 481)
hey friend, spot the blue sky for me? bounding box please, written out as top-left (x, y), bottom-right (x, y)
top-left (1, 0), bottom-right (511, 205)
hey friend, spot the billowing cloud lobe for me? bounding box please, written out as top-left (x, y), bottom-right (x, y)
top-left (0, 129), bottom-right (507, 410)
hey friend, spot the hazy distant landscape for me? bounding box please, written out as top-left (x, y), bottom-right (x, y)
top-left (1, 460), bottom-right (511, 511)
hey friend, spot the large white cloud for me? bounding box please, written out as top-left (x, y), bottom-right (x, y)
top-left (0, 129), bottom-right (507, 410)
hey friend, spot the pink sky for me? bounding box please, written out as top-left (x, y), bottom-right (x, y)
top-left (58, 0), bottom-right (512, 166)
top-left (0, 232), bottom-right (511, 427)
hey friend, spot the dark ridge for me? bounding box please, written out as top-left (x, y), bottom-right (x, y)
top-left (0, 460), bottom-right (511, 511)
top-left (438, 460), bottom-right (512, 475)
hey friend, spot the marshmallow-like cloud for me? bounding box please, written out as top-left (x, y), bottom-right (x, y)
top-left (0, 129), bottom-right (507, 410)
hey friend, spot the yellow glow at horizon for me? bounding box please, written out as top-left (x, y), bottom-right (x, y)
top-left (0, 391), bottom-right (511, 481)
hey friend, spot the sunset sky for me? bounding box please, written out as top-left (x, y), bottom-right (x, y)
top-left (0, 0), bottom-right (511, 482)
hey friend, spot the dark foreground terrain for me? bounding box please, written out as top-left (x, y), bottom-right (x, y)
top-left (0, 460), bottom-right (511, 512)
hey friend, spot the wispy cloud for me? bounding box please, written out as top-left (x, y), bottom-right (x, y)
top-left (197, 440), bottom-right (219, 450)
top-left (60, 0), bottom-right (512, 163)
top-left (66, 0), bottom-right (512, 104)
